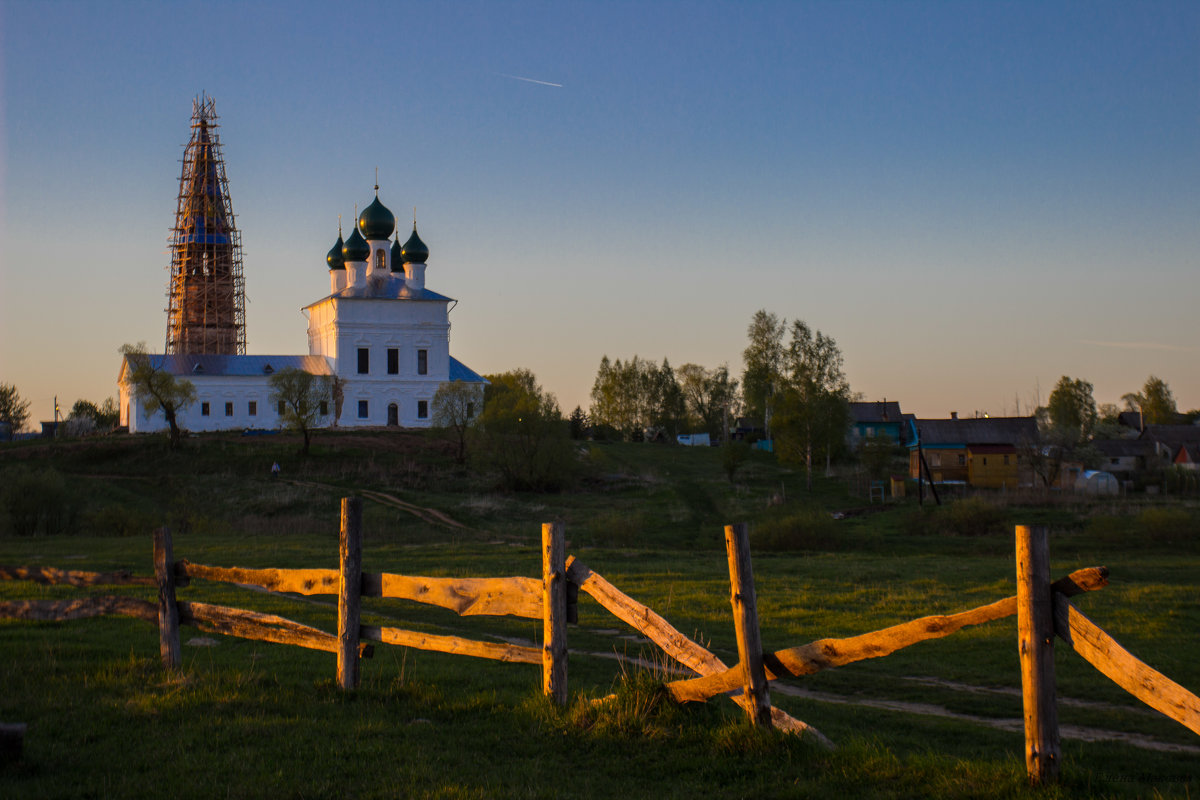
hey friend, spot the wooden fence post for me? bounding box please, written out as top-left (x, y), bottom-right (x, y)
top-left (725, 522), bottom-right (772, 727)
top-left (542, 522), bottom-right (567, 705)
top-left (153, 526), bottom-right (181, 672)
top-left (1016, 524), bottom-right (1059, 784)
top-left (337, 497), bottom-right (363, 690)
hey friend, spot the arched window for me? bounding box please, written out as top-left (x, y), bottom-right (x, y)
top-left (375, 248), bottom-right (386, 271)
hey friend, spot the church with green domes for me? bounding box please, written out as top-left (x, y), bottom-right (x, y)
top-left (120, 186), bottom-right (486, 434)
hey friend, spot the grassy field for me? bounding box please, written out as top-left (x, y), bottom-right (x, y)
top-left (1, 431), bottom-right (1198, 799)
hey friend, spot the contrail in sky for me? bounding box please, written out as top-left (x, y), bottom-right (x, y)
top-left (1078, 339), bottom-right (1193, 352)
top-left (497, 72), bottom-right (563, 88)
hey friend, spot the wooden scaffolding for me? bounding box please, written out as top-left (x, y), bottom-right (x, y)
top-left (164, 93), bottom-right (246, 355)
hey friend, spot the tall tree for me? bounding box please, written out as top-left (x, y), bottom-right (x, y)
top-left (741, 310), bottom-right (785, 435)
top-left (119, 343), bottom-right (196, 450)
top-left (269, 367), bottom-right (331, 455)
top-left (0, 383), bottom-right (31, 435)
top-left (678, 363), bottom-right (739, 439)
top-left (432, 380), bottom-right (484, 464)
top-left (1140, 376), bottom-right (1177, 425)
top-left (589, 355), bottom-right (685, 440)
top-left (773, 319), bottom-right (851, 489)
top-left (1045, 376), bottom-right (1098, 445)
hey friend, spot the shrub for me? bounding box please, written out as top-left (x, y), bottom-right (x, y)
top-left (0, 467), bottom-right (78, 535)
top-left (1135, 507), bottom-right (1195, 543)
top-left (751, 506), bottom-right (838, 551)
top-left (902, 497), bottom-right (1008, 537)
top-left (80, 504), bottom-right (156, 537)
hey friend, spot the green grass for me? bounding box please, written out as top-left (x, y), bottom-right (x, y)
top-left (2, 432), bottom-right (1199, 798)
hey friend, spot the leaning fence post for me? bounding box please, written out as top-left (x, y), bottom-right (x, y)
top-left (337, 496), bottom-right (363, 690)
top-left (725, 522), bottom-right (772, 727)
top-left (153, 526), bottom-right (181, 672)
top-left (542, 522), bottom-right (567, 705)
top-left (1016, 524), bottom-right (1059, 784)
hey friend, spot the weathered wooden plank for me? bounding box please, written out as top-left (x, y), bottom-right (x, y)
top-left (725, 523), bottom-right (772, 727)
top-left (567, 555), bottom-right (831, 745)
top-left (360, 624), bottom-right (541, 664)
top-left (566, 556), bottom-right (726, 677)
top-left (181, 562), bottom-right (341, 595)
top-left (370, 573), bottom-right (543, 618)
top-left (338, 496), bottom-right (363, 690)
top-left (178, 601), bottom-right (371, 657)
top-left (0, 565), bottom-right (154, 587)
top-left (1016, 524), bottom-right (1059, 784)
top-left (1054, 594), bottom-right (1200, 737)
top-left (543, 522), bottom-right (568, 704)
top-left (666, 566), bottom-right (1108, 703)
top-left (154, 527), bottom-right (181, 672)
top-left (182, 561), bottom-right (542, 618)
top-left (0, 596), bottom-right (158, 623)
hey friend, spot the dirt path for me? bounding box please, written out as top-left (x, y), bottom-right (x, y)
top-left (286, 480), bottom-right (470, 530)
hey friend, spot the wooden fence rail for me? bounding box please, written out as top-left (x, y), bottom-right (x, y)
top-left (2, 509), bottom-right (1198, 783)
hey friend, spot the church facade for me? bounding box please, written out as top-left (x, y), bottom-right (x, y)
top-left (119, 189), bottom-right (486, 433)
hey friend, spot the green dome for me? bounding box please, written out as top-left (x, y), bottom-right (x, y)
top-left (401, 224), bottom-right (429, 264)
top-left (342, 226), bottom-right (370, 262)
top-left (358, 194), bottom-right (395, 240)
top-left (390, 234), bottom-right (404, 272)
top-left (326, 235), bottom-right (345, 270)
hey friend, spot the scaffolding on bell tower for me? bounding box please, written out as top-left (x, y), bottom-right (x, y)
top-left (164, 93), bottom-right (246, 355)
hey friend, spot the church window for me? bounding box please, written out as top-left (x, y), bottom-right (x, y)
top-left (358, 348), bottom-right (369, 374)
top-left (225, 402), bottom-right (234, 417)
top-left (201, 402), bottom-right (210, 416)
top-left (417, 349), bottom-right (428, 375)
top-left (387, 348), bottom-right (399, 374)
top-left (248, 401), bottom-right (257, 416)
top-left (358, 400), bottom-right (369, 419)
top-left (376, 248), bottom-right (386, 270)
top-left (417, 400), bottom-right (428, 419)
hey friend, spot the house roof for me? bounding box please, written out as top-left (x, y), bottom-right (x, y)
top-left (1138, 424), bottom-right (1200, 449)
top-left (967, 444), bottom-right (1016, 454)
top-left (849, 401), bottom-right (903, 424)
top-left (911, 417), bottom-right (1037, 448)
top-left (121, 354), bottom-right (333, 379)
top-left (1092, 438), bottom-right (1155, 458)
top-left (1175, 444), bottom-right (1200, 464)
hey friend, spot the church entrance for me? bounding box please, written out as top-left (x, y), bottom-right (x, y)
top-left (387, 403), bottom-right (398, 426)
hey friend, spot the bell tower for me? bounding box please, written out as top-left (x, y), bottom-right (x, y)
top-left (164, 93), bottom-right (247, 355)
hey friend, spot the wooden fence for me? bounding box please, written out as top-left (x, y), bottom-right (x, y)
top-left (2, 505), bottom-right (1198, 784)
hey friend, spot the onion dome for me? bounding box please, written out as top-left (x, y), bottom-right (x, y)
top-left (400, 224), bottom-right (429, 264)
top-left (342, 226), bottom-right (370, 262)
top-left (326, 234), bottom-right (345, 270)
top-left (390, 231), bottom-right (404, 272)
top-left (358, 190), bottom-right (395, 240)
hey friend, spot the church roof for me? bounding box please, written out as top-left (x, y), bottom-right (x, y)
top-left (121, 353), bottom-right (333, 378)
top-left (448, 357), bottom-right (488, 384)
top-left (306, 273), bottom-right (454, 306)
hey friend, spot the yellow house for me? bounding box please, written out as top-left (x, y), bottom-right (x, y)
top-left (967, 444), bottom-right (1021, 489)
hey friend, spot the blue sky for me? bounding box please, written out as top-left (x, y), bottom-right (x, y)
top-left (2, 0), bottom-right (1197, 423)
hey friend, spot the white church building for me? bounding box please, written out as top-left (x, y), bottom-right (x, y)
top-left (119, 190), bottom-right (486, 433)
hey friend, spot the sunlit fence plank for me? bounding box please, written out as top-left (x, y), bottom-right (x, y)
top-left (667, 567), bottom-right (1109, 703)
top-left (1054, 595), bottom-right (1200, 737)
top-left (360, 624), bottom-right (540, 664)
